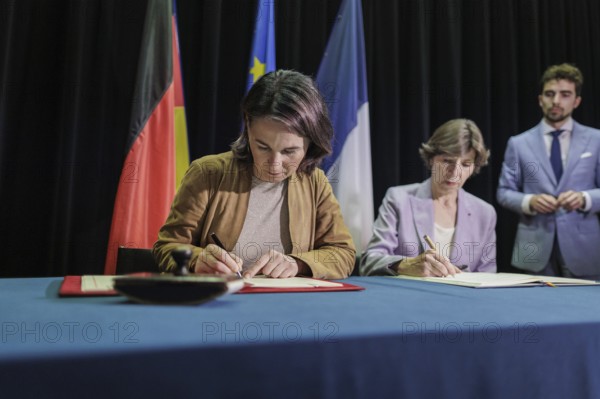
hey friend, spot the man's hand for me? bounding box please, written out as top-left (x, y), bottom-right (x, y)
top-left (557, 190), bottom-right (585, 212)
top-left (530, 194), bottom-right (559, 214)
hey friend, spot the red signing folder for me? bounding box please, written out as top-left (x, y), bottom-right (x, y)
top-left (59, 275), bottom-right (365, 297)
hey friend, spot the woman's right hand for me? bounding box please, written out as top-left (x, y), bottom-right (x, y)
top-left (193, 244), bottom-right (243, 275)
top-left (395, 249), bottom-right (461, 277)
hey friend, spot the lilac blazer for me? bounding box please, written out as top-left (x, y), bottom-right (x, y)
top-left (497, 120), bottom-right (600, 275)
top-left (360, 179), bottom-right (497, 276)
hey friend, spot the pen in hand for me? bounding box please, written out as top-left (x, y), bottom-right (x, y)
top-left (423, 234), bottom-right (456, 278)
top-left (210, 232), bottom-right (243, 278)
top-left (423, 235), bottom-right (436, 251)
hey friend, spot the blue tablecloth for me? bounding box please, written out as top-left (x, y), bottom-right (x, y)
top-left (1, 276), bottom-right (600, 398)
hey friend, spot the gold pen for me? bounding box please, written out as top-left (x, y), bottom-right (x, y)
top-left (210, 232), bottom-right (243, 278)
top-left (423, 235), bottom-right (436, 251)
top-left (423, 234), bottom-right (455, 278)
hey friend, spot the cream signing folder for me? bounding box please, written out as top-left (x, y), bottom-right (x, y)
top-left (393, 272), bottom-right (599, 288)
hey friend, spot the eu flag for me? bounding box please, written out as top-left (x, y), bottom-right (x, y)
top-left (316, 0), bottom-right (373, 252)
top-left (247, 1), bottom-right (276, 92)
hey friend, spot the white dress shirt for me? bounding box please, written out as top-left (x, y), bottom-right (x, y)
top-left (521, 117), bottom-right (591, 214)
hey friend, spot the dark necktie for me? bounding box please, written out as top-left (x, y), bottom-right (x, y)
top-left (550, 130), bottom-right (563, 182)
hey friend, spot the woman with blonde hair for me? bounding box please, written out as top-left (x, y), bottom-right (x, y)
top-left (361, 119), bottom-right (496, 276)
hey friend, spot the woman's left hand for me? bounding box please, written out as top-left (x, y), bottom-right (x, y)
top-left (244, 249), bottom-right (305, 278)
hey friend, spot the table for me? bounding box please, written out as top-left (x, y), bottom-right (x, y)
top-left (1, 276), bottom-right (600, 398)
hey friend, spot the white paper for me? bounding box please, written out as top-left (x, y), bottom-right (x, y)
top-left (79, 275), bottom-right (342, 292)
top-left (394, 272), bottom-right (599, 288)
top-left (81, 275), bottom-right (116, 292)
top-left (245, 276), bottom-right (343, 288)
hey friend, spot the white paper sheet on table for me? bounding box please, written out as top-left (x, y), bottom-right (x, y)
top-left (245, 276), bottom-right (342, 288)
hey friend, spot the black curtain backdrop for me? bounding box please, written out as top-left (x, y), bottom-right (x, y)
top-left (1, 0), bottom-right (600, 276)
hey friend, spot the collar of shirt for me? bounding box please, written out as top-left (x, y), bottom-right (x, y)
top-left (541, 117), bottom-right (573, 137)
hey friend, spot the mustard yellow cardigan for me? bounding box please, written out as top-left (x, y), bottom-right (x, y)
top-left (153, 151), bottom-right (356, 279)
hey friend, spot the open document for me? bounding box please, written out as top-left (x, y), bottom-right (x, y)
top-left (244, 276), bottom-right (343, 288)
top-left (393, 272), bottom-right (600, 288)
top-left (61, 275), bottom-right (364, 296)
top-left (78, 275), bottom-right (343, 291)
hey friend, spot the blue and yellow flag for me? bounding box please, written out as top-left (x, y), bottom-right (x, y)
top-left (247, 1), bottom-right (276, 91)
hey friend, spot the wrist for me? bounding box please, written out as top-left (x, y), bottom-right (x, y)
top-left (394, 258), bottom-right (406, 274)
top-left (580, 192), bottom-right (586, 209)
top-left (191, 256), bottom-right (200, 272)
top-left (294, 258), bottom-right (312, 276)
top-left (529, 195), bottom-right (537, 213)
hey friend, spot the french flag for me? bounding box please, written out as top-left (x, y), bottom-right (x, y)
top-left (316, 0), bottom-right (373, 252)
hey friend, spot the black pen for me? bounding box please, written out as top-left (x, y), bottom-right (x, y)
top-left (210, 232), bottom-right (243, 278)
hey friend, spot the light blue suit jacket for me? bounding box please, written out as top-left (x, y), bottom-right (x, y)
top-left (497, 120), bottom-right (600, 274)
top-left (360, 179), bottom-right (497, 276)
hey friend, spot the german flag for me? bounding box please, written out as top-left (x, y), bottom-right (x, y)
top-left (104, 0), bottom-right (175, 274)
top-left (172, 2), bottom-right (190, 187)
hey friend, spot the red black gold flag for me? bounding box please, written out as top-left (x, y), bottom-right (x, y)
top-left (104, 0), bottom-right (175, 274)
top-left (172, 4), bottom-right (190, 186)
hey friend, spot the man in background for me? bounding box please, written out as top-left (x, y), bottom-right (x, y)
top-left (497, 63), bottom-right (600, 280)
